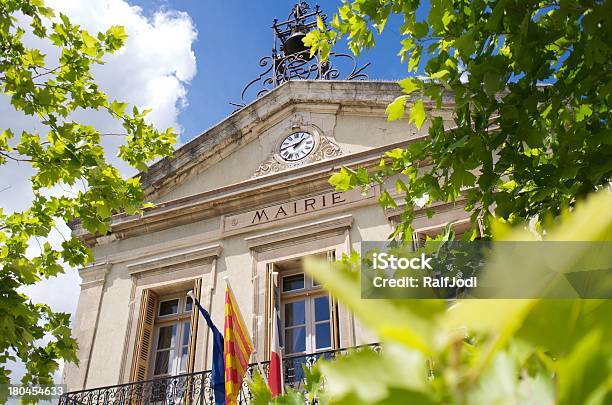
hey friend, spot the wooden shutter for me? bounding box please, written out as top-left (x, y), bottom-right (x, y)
top-left (130, 289), bottom-right (158, 382)
top-left (327, 251), bottom-right (340, 349)
top-left (186, 278), bottom-right (202, 373)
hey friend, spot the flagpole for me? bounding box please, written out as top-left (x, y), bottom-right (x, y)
top-left (223, 276), bottom-right (269, 385)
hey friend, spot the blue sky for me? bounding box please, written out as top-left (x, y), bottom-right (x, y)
top-left (128, 1), bottom-right (419, 143)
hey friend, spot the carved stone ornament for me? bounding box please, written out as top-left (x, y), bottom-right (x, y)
top-left (252, 125), bottom-right (342, 178)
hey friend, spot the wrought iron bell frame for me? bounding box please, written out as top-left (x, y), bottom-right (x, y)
top-left (231, 1), bottom-right (370, 110)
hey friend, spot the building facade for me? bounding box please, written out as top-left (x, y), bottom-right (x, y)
top-left (61, 80), bottom-right (469, 403)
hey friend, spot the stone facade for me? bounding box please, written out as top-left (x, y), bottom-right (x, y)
top-left (63, 80), bottom-right (469, 391)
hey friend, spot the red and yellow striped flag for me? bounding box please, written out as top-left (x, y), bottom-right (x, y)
top-left (224, 284), bottom-right (253, 405)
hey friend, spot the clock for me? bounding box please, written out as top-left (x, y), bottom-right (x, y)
top-left (279, 131), bottom-right (315, 161)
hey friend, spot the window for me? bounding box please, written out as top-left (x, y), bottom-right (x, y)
top-left (280, 272), bottom-right (333, 356)
top-left (179, 320), bottom-right (190, 373)
top-left (151, 294), bottom-right (192, 377)
top-left (159, 299), bottom-right (179, 316)
top-left (282, 274), bottom-right (305, 292)
top-left (153, 324), bottom-right (177, 376)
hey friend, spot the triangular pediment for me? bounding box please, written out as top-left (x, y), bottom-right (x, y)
top-left (140, 80), bottom-right (452, 203)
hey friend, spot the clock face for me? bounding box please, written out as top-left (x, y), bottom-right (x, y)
top-left (279, 131), bottom-right (315, 161)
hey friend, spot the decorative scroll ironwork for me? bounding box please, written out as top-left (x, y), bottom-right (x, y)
top-left (59, 344), bottom-right (380, 404)
top-left (231, 1), bottom-right (370, 110)
top-left (282, 343), bottom-right (382, 393)
top-left (58, 371), bottom-right (214, 405)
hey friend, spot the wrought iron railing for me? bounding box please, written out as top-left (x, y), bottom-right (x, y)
top-left (281, 343), bottom-right (381, 392)
top-left (59, 344), bottom-right (380, 404)
top-left (57, 370), bottom-right (214, 405)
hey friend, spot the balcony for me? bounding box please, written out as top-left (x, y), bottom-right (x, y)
top-left (59, 344), bottom-right (380, 404)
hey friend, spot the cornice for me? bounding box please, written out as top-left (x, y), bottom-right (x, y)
top-left (72, 135), bottom-right (428, 246)
top-left (245, 214), bottom-right (354, 250)
top-left (126, 244), bottom-right (222, 275)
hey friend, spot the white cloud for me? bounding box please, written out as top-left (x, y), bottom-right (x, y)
top-left (1, 0), bottom-right (197, 383)
top-left (49, 0), bottom-right (197, 132)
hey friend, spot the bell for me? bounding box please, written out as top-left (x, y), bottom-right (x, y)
top-left (283, 29), bottom-right (310, 58)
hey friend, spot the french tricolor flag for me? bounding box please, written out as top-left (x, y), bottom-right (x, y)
top-left (268, 272), bottom-right (283, 396)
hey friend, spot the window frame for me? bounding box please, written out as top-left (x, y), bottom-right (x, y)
top-left (281, 272), bottom-right (307, 294)
top-left (150, 293), bottom-right (193, 378)
top-left (280, 269), bottom-right (333, 357)
top-left (157, 298), bottom-right (180, 318)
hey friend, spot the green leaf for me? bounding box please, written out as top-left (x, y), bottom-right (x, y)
top-left (430, 69), bottom-right (449, 80)
top-left (105, 25), bottom-right (128, 51)
top-left (408, 99), bottom-right (426, 129)
top-left (467, 352), bottom-right (519, 404)
top-left (412, 22), bottom-right (428, 39)
top-left (398, 77), bottom-right (420, 95)
top-left (385, 96), bottom-right (406, 121)
top-left (379, 189), bottom-right (398, 209)
top-left (329, 167), bottom-right (354, 191)
top-left (557, 331), bottom-right (609, 405)
top-left (317, 15), bottom-right (326, 31)
top-left (408, 48), bottom-right (422, 72)
top-left (108, 25), bottom-right (127, 42)
top-left (109, 100), bottom-right (128, 116)
top-left (385, 148), bottom-right (404, 160)
top-left (247, 371), bottom-right (272, 405)
top-left (454, 30), bottom-right (475, 57)
top-left (23, 49), bottom-right (46, 67)
top-left (575, 104), bottom-right (593, 122)
top-left (302, 362), bottom-right (325, 402)
top-left (441, 11), bottom-right (455, 29)
top-left (485, 0), bottom-right (508, 31)
top-left (450, 169), bottom-right (476, 188)
top-left (319, 344), bottom-right (434, 404)
top-left (80, 30), bottom-right (98, 56)
top-left (484, 72), bottom-right (501, 96)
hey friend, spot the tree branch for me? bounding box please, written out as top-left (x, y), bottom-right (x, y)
top-left (0, 150), bottom-right (33, 163)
